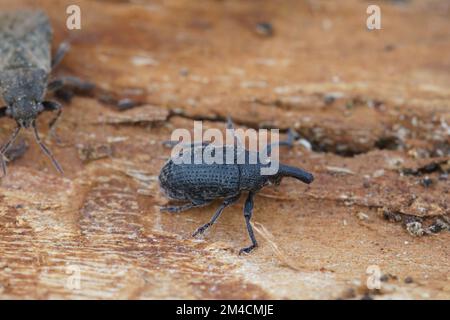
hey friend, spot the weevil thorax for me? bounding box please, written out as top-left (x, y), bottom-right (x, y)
top-left (238, 157), bottom-right (275, 191)
top-left (0, 68), bottom-right (47, 128)
top-left (238, 164), bottom-right (263, 191)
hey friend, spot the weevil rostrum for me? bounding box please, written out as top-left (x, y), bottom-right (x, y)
top-left (0, 10), bottom-right (91, 175)
top-left (159, 121), bottom-right (314, 254)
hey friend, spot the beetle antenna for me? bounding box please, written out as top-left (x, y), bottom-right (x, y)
top-left (31, 121), bottom-right (63, 174)
top-left (279, 164), bottom-right (314, 184)
top-left (0, 126), bottom-right (21, 177)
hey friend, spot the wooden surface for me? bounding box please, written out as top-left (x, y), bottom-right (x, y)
top-left (0, 0), bottom-right (449, 299)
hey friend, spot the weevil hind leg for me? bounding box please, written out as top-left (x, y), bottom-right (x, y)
top-left (239, 192), bottom-right (258, 255)
top-left (31, 121), bottom-right (63, 174)
top-left (192, 194), bottom-right (241, 237)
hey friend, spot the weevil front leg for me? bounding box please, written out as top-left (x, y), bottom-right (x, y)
top-left (239, 192), bottom-right (258, 255)
top-left (160, 199), bottom-right (212, 213)
top-left (192, 194), bottom-right (241, 237)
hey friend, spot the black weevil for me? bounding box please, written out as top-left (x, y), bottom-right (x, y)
top-left (159, 120), bottom-right (314, 254)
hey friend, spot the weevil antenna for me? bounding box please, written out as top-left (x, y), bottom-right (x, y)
top-left (31, 121), bottom-right (63, 174)
top-left (0, 126), bottom-right (22, 177)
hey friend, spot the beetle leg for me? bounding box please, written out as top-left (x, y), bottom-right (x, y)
top-left (51, 41), bottom-right (70, 69)
top-left (1, 126), bottom-right (22, 153)
top-left (42, 101), bottom-right (62, 129)
top-left (226, 116), bottom-right (235, 130)
top-left (263, 128), bottom-right (298, 157)
top-left (160, 199), bottom-right (212, 213)
top-left (48, 41), bottom-right (93, 102)
top-left (0, 126), bottom-right (21, 177)
top-left (239, 192), bottom-right (258, 255)
top-left (31, 121), bottom-right (64, 174)
top-left (160, 203), bottom-right (194, 213)
top-left (47, 76), bottom-right (95, 93)
top-left (226, 116), bottom-right (243, 149)
top-left (162, 140), bottom-right (211, 148)
top-left (192, 194), bottom-right (241, 237)
top-left (41, 100), bottom-right (63, 143)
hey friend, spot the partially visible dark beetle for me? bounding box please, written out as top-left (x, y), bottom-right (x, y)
top-left (159, 120), bottom-right (314, 254)
top-left (0, 10), bottom-right (92, 175)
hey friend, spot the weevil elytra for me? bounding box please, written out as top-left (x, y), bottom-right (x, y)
top-left (0, 10), bottom-right (92, 175)
top-left (159, 120), bottom-right (314, 254)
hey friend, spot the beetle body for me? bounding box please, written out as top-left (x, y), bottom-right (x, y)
top-left (159, 141), bottom-right (314, 254)
top-left (160, 145), bottom-right (313, 200)
top-left (0, 10), bottom-right (51, 128)
top-left (0, 10), bottom-right (75, 175)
